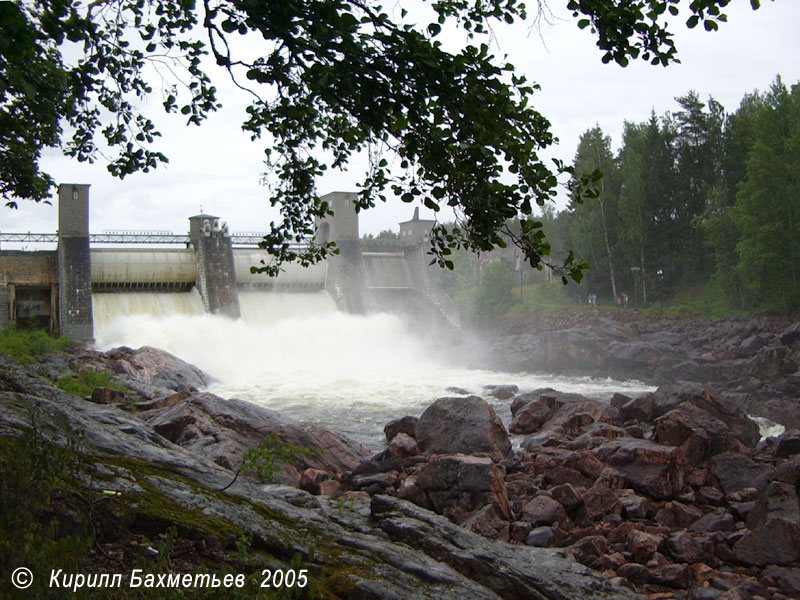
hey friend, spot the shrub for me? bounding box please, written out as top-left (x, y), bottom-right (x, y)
top-left (0, 327), bottom-right (69, 364)
top-left (241, 434), bottom-right (321, 484)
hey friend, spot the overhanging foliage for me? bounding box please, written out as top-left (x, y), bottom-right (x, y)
top-left (0, 0), bottom-right (754, 281)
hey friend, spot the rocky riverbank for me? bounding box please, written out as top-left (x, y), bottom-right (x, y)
top-left (471, 311), bottom-right (800, 429)
top-left (3, 311), bottom-right (800, 599)
top-left (345, 383), bottom-right (800, 599)
top-left (0, 345), bottom-right (638, 600)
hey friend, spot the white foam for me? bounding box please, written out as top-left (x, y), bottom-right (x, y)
top-left (94, 290), bottom-right (655, 448)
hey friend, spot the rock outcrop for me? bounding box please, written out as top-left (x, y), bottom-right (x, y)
top-left (141, 391), bottom-right (370, 484)
top-left (0, 349), bottom-right (641, 600)
top-left (477, 314), bottom-right (800, 430)
top-left (7, 311), bottom-right (800, 599)
top-left (344, 383), bottom-right (800, 600)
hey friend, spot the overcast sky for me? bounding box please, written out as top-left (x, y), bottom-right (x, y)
top-left (3, 0), bottom-right (799, 244)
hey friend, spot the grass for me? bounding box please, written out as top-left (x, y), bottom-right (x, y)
top-left (0, 426), bottom-right (91, 600)
top-left (510, 279), bottom-right (753, 321)
top-left (506, 280), bottom-right (583, 318)
top-left (0, 326), bottom-right (69, 364)
top-left (478, 276), bottom-right (769, 332)
top-left (643, 280), bottom-right (748, 320)
top-left (56, 368), bottom-right (130, 398)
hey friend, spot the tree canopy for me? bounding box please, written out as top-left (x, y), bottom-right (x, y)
top-left (0, 0), bottom-right (759, 279)
top-left (551, 75), bottom-right (799, 313)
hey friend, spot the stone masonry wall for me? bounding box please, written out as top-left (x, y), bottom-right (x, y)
top-left (0, 252), bottom-right (58, 285)
top-left (57, 237), bottom-right (94, 342)
top-left (0, 274), bottom-right (8, 331)
top-left (0, 251), bottom-right (59, 332)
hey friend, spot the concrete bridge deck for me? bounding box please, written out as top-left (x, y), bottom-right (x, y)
top-left (0, 231), bottom-right (302, 247)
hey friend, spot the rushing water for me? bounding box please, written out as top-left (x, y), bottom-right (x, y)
top-left (94, 290), bottom-right (660, 449)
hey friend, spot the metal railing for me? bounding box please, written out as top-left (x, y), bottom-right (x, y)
top-left (0, 231), bottom-right (407, 252)
top-left (0, 231), bottom-right (280, 246)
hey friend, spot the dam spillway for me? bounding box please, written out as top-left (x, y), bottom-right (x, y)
top-left (1, 186), bottom-right (461, 339)
top-left (90, 249), bottom-right (197, 291)
top-left (88, 248), bottom-right (331, 292)
top-left (362, 252), bottom-right (413, 289)
top-left (233, 250), bottom-right (328, 290)
top-left (92, 290), bottom-right (206, 330)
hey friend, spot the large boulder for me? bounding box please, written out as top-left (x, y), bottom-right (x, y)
top-left (620, 382), bottom-right (760, 448)
top-left (733, 481), bottom-right (800, 566)
top-left (540, 398), bottom-right (618, 438)
top-left (512, 392), bottom-right (617, 439)
top-left (710, 452), bottom-right (774, 495)
top-left (142, 392), bottom-right (370, 483)
top-left (737, 332), bottom-right (775, 357)
top-left (416, 396), bottom-right (511, 460)
top-left (520, 495), bottom-right (568, 527)
top-left (780, 321), bottom-right (800, 346)
top-left (593, 438), bottom-right (687, 499)
top-left (746, 345), bottom-right (794, 380)
top-left (653, 402), bottom-right (745, 467)
top-left (746, 480), bottom-right (800, 530)
top-left (604, 340), bottom-right (683, 377)
top-left (733, 519), bottom-right (800, 566)
top-left (411, 453), bottom-right (512, 523)
top-left (114, 345), bottom-right (209, 395)
top-left (775, 429), bottom-right (800, 458)
top-left (538, 322), bottom-right (633, 373)
top-left (509, 391), bottom-right (568, 434)
top-left (384, 415), bottom-right (419, 443)
top-left (527, 447), bottom-right (606, 488)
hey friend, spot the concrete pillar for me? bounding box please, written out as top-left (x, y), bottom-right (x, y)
top-left (189, 215), bottom-right (240, 318)
top-left (315, 192), bottom-right (369, 313)
top-left (57, 184), bottom-right (94, 342)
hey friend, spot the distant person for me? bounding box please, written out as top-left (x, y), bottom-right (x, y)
top-left (622, 293), bottom-right (629, 310)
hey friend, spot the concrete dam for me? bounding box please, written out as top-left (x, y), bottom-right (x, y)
top-left (0, 185), bottom-right (459, 341)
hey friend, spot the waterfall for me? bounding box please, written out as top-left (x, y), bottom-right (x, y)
top-left (92, 288), bottom-right (656, 448)
top-left (93, 289), bottom-right (205, 330)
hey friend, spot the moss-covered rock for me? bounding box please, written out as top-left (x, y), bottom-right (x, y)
top-left (0, 350), bottom-right (643, 599)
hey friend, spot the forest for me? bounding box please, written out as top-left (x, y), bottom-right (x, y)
top-left (539, 75), bottom-right (800, 315)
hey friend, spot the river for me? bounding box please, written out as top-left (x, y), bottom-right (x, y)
top-left (93, 290), bottom-right (661, 449)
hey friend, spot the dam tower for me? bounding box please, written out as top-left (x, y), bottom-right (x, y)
top-left (315, 192), bottom-right (369, 313)
top-left (188, 214), bottom-right (240, 318)
top-left (58, 184), bottom-right (94, 342)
